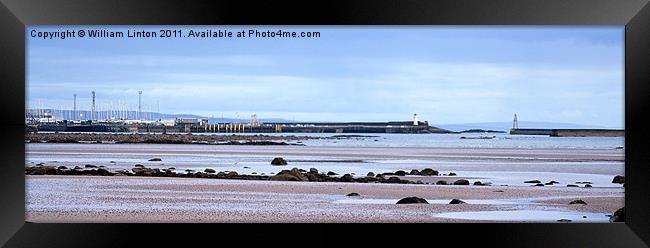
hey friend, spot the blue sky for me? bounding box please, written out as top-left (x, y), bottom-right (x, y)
top-left (27, 26), bottom-right (624, 127)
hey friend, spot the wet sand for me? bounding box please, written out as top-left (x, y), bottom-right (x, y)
top-left (26, 175), bottom-right (623, 223)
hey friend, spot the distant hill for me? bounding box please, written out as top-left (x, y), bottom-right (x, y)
top-left (436, 121), bottom-right (614, 132)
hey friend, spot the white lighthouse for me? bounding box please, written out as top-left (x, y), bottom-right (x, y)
top-left (413, 113), bottom-right (419, 126)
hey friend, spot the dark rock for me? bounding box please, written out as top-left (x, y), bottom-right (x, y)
top-left (610, 208), bottom-right (624, 222)
top-left (134, 164), bottom-right (145, 168)
top-left (271, 157), bottom-right (288, 166)
top-left (448, 172), bottom-right (457, 176)
top-left (524, 180), bottom-right (541, 184)
top-left (409, 169), bottom-right (420, 175)
top-left (109, 161), bottom-right (116, 163)
top-left (327, 171), bottom-right (338, 176)
top-left (396, 197), bottom-right (428, 204)
top-left (132, 167), bottom-right (157, 176)
top-left (289, 168), bottom-right (307, 180)
top-left (420, 168), bottom-right (439, 176)
top-left (557, 219), bottom-right (572, 222)
top-left (567, 184), bottom-right (579, 187)
top-left (612, 175), bottom-right (625, 184)
top-left (148, 158), bottom-right (162, 161)
top-left (346, 193), bottom-right (360, 197)
top-left (168, 167), bottom-right (175, 170)
top-left (449, 199), bottom-right (466, 204)
top-left (533, 183), bottom-right (544, 187)
top-left (544, 182), bottom-right (554, 185)
top-left (375, 173), bottom-right (383, 178)
top-left (340, 174), bottom-right (354, 182)
top-left (584, 184), bottom-right (593, 188)
top-left (243, 166), bottom-right (250, 169)
top-left (96, 168), bottom-right (114, 176)
top-left (309, 168), bottom-right (318, 174)
top-left (269, 174), bottom-right (301, 181)
top-left (386, 177), bottom-right (402, 184)
top-left (367, 172), bottom-right (375, 177)
top-left (114, 169), bottom-right (132, 176)
top-left (436, 180), bottom-right (448, 185)
top-left (26, 166), bottom-right (58, 175)
top-left (57, 166), bottom-right (68, 170)
top-left (473, 181), bottom-right (486, 186)
top-left (548, 180), bottom-right (560, 184)
top-left (226, 171), bottom-right (239, 177)
top-left (569, 199), bottom-right (587, 205)
top-left (85, 164), bottom-right (98, 168)
top-left (271, 168), bottom-right (306, 181)
top-left (395, 170), bottom-right (407, 176)
top-left (576, 181), bottom-right (592, 184)
top-left (453, 179), bottom-right (470, 185)
top-left (204, 168), bottom-right (216, 173)
top-left (216, 172), bottom-right (226, 177)
top-left (73, 166), bottom-right (83, 170)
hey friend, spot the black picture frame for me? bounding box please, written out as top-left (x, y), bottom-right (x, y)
top-left (1, 0), bottom-right (649, 247)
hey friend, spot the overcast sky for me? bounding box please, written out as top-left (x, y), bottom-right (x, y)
top-left (27, 26), bottom-right (624, 127)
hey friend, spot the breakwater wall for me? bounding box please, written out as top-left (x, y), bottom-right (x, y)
top-left (510, 128), bottom-right (624, 137)
top-left (27, 121), bottom-right (452, 134)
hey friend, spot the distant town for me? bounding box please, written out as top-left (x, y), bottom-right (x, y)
top-left (25, 91), bottom-right (624, 137)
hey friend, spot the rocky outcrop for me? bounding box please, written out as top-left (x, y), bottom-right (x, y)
top-left (271, 157), bottom-right (288, 166)
top-left (436, 180), bottom-right (448, 185)
top-left (394, 170), bottom-right (407, 176)
top-left (25, 164), bottom-right (425, 185)
top-left (396, 197), bottom-right (428, 204)
top-left (449, 199), bottom-right (466, 204)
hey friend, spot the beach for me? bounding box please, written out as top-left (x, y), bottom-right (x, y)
top-left (26, 175), bottom-right (622, 223)
top-left (25, 133), bottom-right (625, 223)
